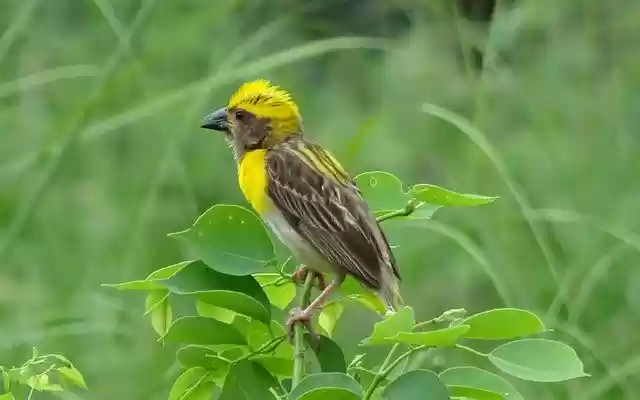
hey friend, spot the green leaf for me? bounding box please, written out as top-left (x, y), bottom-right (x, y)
top-left (407, 204), bottom-right (442, 220)
top-left (348, 363), bottom-right (382, 389)
top-left (146, 261), bottom-right (190, 280)
top-left (307, 334), bottom-right (347, 373)
top-left (439, 367), bottom-right (524, 400)
top-left (169, 367), bottom-right (215, 400)
top-left (4, 368), bottom-right (22, 385)
top-left (362, 306), bottom-right (414, 346)
top-left (246, 318), bottom-right (280, 347)
top-left (0, 394), bottom-right (15, 400)
top-left (178, 346), bottom-right (241, 387)
top-left (231, 314), bottom-right (252, 337)
top-left (46, 354), bottom-right (87, 390)
top-left (252, 355), bottom-right (293, 377)
top-left (319, 302), bottom-right (343, 337)
top-left (169, 204), bottom-right (275, 275)
top-left (246, 319), bottom-right (293, 359)
top-left (177, 345), bottom-right (230, 370)
top-left (219, 361), bottom-right (277, 400)
top-left (349, 294), bottom-right (386, 314)
top-left (488, 339), bottom-right (589, 382)
top-left (161, 260), bottom-right (271, 323)
top-left (381, 370), bottom-right (450, 399)
top-left (196, 301), bottom-right (237, 324)
top-left (26, 374), bottom-right (63, 392)
top-left (56, 366), bottom-right (87, 390)
top-left (448, 385), bottom-right (504, 400)
top-left (410, 184), bottom-right (498, 206)
top-left (221, 346), bottom-right (248, 361)
top-left (254, 273), bottom-right (296, 309)
top-left (461, 308), bottom-right (544, 340)
top-left (145, 290), bottom-right (172, 337)
top-left (389, 325), bottom-right (470, 347)
top-left (163, 316), bottom-right (246, 346)
top-left (102, 262), bottom-right (189, 291)
top-left (102, 279), bottom-right (164, 291)
top-left (288, 373), bottom-right (362, 400)
top-left (340, 277), bottom-right (386, 314)
top-left (354, 171), bottom-right (409, 213)
top-left (2, 369), bottom-right (10, 392)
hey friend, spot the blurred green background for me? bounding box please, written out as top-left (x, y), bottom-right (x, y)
top-left (1, 0), bottom-right (639, 398)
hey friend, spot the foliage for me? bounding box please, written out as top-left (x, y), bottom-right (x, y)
top-left (0, 348), bottom-right (86, 399)
top-left (107, 171), bottom-right (587, 399)
top-left (1, 0), bottom-right (637, 398)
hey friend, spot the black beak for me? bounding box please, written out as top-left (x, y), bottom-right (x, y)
top-left (201, 107), bottom-right (228, 131)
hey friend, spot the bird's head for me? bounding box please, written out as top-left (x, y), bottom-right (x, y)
top-left (201, 80), bottom-right (302, 158)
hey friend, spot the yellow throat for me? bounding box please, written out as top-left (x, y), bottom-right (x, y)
top-left (237, 149), bottom-right (268, 215)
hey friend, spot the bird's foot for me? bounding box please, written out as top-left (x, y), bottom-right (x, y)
top-left (291, 265), bottom-right (327, 290)
top-left (291, 265), bottom-right (309, 285)
top-left (285, 307), bottom-right (319, 342)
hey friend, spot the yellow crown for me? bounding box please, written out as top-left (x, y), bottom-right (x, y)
top-left (227, 80), bottom-right (300, 121)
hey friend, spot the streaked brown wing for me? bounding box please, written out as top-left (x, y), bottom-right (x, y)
top-left (265, 138), bottom-right (400, 288)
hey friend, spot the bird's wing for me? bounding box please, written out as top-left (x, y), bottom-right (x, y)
top-left (266, 138), bottom-right (400, 288)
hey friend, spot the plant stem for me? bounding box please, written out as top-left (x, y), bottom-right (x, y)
top-left (386, 345), bottom-right (429, 375)
top-left (363, 344), bottom-right (431, 399)
top-left (413, 308), bottom-right (467, 330)
top-left (291, 271), bottom-right (316, 387)
top-left (456, 344), bottom-right (489, 357)
top-left (234, 335), bottom-right (286, 364)
top-left (413, 317), bottom-right (438, 331)
top-left (376, 201), bottom-right (417, 223)
top-left (363, 343), bottom-right (401, 399)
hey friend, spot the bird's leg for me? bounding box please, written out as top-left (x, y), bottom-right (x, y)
top-left (315, 273), bottom-right (327, 291)
top-left (286, 274), bottom-right (345, 340)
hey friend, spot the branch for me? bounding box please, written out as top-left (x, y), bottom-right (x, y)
top-left (292, 271), bottom-right (316, 387)
top-left (414, 308), bottom-right (466, 330)
top-left (363, 343), bottom-right (401, 399)
top-left (235, 335), bottom-right (286, 364)
top-left (362, 309), bottom-right (465, 399)
top-left (455, 343), bottom-right (489, 357)
top-left (363, 344), bottom-right (430, 399)
top-left (376, 201), bottom-right (418, 223)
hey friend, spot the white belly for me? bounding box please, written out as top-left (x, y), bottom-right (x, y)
top-left (263, 209), bottom-right (334, 274)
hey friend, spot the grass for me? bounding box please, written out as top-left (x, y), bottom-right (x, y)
top-left (1, 0), bottom-right (639, 399)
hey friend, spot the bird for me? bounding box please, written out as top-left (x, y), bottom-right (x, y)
top-left (201, 79), bottom-right (401, 331)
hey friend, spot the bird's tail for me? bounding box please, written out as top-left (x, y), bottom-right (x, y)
top-left (379, 267), bottom-right (403, 314)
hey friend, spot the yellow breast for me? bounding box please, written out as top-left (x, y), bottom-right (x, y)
top-left (237, 149), bottom-right (269, 215)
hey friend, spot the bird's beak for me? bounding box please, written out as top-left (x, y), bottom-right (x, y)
top-left (201, 107), bottom-right (228, 131)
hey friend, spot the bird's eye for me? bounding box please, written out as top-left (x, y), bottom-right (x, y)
top-left (235, 110), bottom-right (247, 121)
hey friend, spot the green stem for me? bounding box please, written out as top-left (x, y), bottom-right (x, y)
top-left (291, 272), bottom-right (316, 387)
top-left (363, 345), bottom-right (431, 399)
top-left (363, 343), bottom-right (402, 399)
top-left (387, 345), bottom-right (429, 373)
top-left (376, 201), bottom-right (417, 223)
top-left (259, 336), bottom-right (286, 354)
top-left (456, 344), bottom-right (489, 357)
top-left (235, 335), bottom-right (286, 364)
top-left (413, 308), bottom-right (466, 331)
top-left (413, 317), bottom-right (438, 331)
top-left (260, 276), bottom-right (291, 289)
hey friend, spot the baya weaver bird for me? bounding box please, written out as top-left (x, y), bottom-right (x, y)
top-left (201, 80), bottom-right (401, 330)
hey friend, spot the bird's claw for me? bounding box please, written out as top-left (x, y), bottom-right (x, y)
top-left (286, 307), bottom-right (318, 342)
top-left (291, 266), bottom-right (309, 285)
top-left (291, 265), bottom-right (327, 290)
